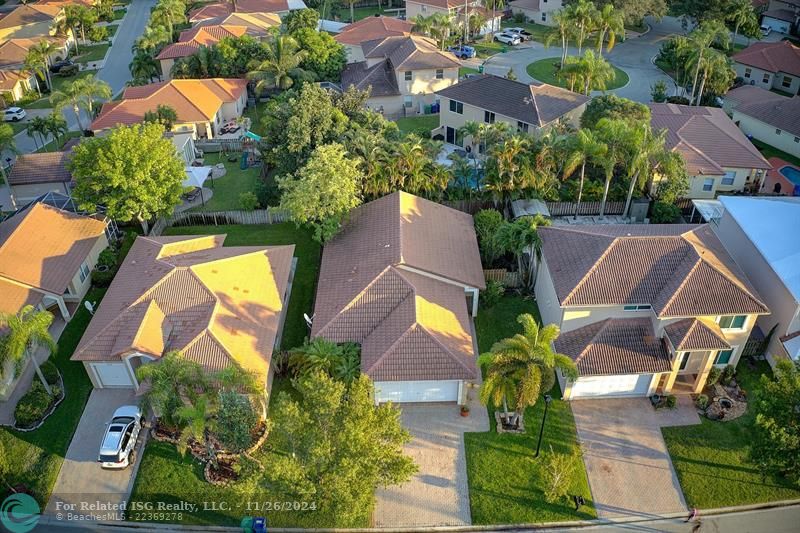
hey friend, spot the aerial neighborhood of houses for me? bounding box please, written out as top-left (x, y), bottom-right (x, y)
top-left (1, 0), bottom-right (800, 530)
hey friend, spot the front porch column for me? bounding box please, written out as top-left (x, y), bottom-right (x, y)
top-left (48, 296), bottom-right (71, 321)
top-left (662, 350), bottom-right (683, 393)
top-left (693, 351), bottom-right (718, 394)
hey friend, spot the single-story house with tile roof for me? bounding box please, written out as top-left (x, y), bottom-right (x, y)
top-left (194, 11), bottom-right (281, 34)
top-left (188, 0), bottom-right (307, 23)
top-left (334, 16), bottom-right (414, 63)
top-left (732, 40), bottom-right (800, 95)
top-left (725, 85), bottom-right (800, 158)
top-left (0, 68), bottom-right (38, 103)
top-left (157, 24), bottom-right (271, 79)
top-left (0, 4), bottom-right (69, 41)
top-left (434, 74), bottom-right (589, 149)
top-left (311, 191), bottom-right (485, 404)
top-left (405, 0), bottom-right (501, 35)
top-left (534, 224), bottom-right (769, 399)
top-left (71, 234), bottom-right (295, 392)
top-left (341, 35), bottom-right (460, 116)
top-left (648, 103), bottom-right (772, 198)
top-left (711, 196), bottom-right (800, 364)
top-left (760, 8), bottom-right (798, 34)
top-left (0, 202), bottom-right (108, 398)
top-left (90, 78), bottom-right (248, 139)
top-left (7, 151), bottom-right (73, 209)
top-left (0, 36), bottom-right (69, 70)
top-left (508, 0), bottom-right (564, 26)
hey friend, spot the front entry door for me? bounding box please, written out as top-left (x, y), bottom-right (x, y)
top-left (446, 126), bottom-right (455, 144)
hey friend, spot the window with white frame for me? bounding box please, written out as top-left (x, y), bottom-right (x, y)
top-left (714, 347), bottom-right (735, 365)
top-left (721, 170), bottom-right (736, 186)
top-left (403, 96), bottom-right (413, 108)
top-left (517, 121), bottom-right (529, 133)
top-left (744, 68), bottom-right (752, 79)
top-left (782, 75), bottom-right (792, 88)
top-left (762, 73), bottom-right (770, 84)
top-left (484, 110), bottom-right (495, 124)
top-left (404, 71), bottom-right (412, 81)
top-left (623, 304), bottom-right (651, 311)
top-left (718, 315), bottom-right (747, 330)
top-left (78, 262), bottom-right (90, 283)
top-left (449, 99), bottom-right (463, 114)
top-left (702, 178), bottom-right (714, 191)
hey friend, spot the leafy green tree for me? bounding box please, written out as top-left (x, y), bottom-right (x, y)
top-left (69, 123), bottom-right (185, 233)
top-left (0, 306), bottom-right (57, 395)
top-left (495, 215), bottom-right (550, 288)
top-left (143, 104), bottom-right (178, 129)
top-left (136, 351), bottom-right (209, 427)
top-left (247, 35), bottom-right (313, 92)
top-left (265, 371), bottom-right (417, 527)
top-left (172, 45), bottom-right (222, 79)
top-left (685, 20), bottom-right (730, 105)
top-left (480, 314), bottom-right (577, 425)
top-left (542, 445), bottom-right (580, 504)
top-left (728, 0), bottom-right (757, 45)
top-left (594, 3), bottom-right (625, 57)
top-left (564, 0), bottom-right (599, 56)
top-left (279, 143), bottom-right (362, 243)
top-left (333, 343), bottom-right (361, 384)
top-left (0, 438), bottom-right (14, 493)
top-left (595, 0), bottom-right (667, 26)
top-left (149, 0), bottom-right (186, 35)
top-left (215, 35), bottom-right (269, 77)
top-left (473, 209), bottom-right (506, 266)
top-left (65, 5), bottom-right (97, 45)
top-left (129, 50), bottom-right (161, 82)
top-left (284, 8), bottom-right (320, 33)
top-left (581, 94), bottom-right (651, 129)
top-left (135, 24), bottom-right (171, 54)
top-left (289, 338), bottom-right (343, 378)
top-left (293, 28), bottom-right (346, 82)
top-left (651, 79), bottom-right (668, 102)
top-left (217, 391), bottom-right (259, 453)
top-left (562, 128), bottom-right (607, 218)
top-left (650, 202), bottom-right (681, 223)
top-left (411, 12), bottom-right (456, 50)
top-left (0, 124), bottom-right (18, 180)
top-left (751, 360), bottom-right (800, 484)
top-left (593, 117), bottom-right (633, 217)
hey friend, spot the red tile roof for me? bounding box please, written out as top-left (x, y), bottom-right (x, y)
top-left (334, 16), bottom-right (414, 46)
top-left (733, 41), bottom-right (800, 77)
top-left (664, 318), bottom-right (730, 351)
top-left (157, 25), bottom-right (254, 60)
top-left (8, 151), bottom-right (72, 186)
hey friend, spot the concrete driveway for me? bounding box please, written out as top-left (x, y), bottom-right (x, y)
top-left (46, 389), bottom-right (146, 516)
top-left (571, 397), bottom-right (700, 519)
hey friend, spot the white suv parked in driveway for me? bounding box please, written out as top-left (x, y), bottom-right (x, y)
top-left (98, 405), bottom-right (142, 469)
top-left (494, 32), bottom-right (522, 46)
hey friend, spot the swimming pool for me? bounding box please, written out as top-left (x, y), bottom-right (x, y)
top-left (779, 165), bottom-right (800, 186)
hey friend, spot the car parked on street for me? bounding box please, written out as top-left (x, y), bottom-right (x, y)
top-left (49, 58), bottom-right (74, 73)
top-left (503, 27), bottom-right (532, 41)
top-left (448, 44), bottom-right (476, 59)
top-left (98, 405), bottom-right (142, 469)
top-left (3, 107), bottom-right (26, 122)
top-left (494, 32), bottom-right (521, 45)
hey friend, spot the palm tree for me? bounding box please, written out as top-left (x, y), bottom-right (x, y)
top-left (686, 20), bottom-right (729, 105)
top-left (45, 112), bottom-right (68, 149)
top-left (175, 395), bottom-right (218, 462)
top-left (0, 305), bottom-right (57, 395)
top-left (595, 4), bottom-right (625, 58)
top-left (545, 10), bottom-right (573, 65)
top-left (345, 0), bottom-right (358, 23)
top-left (247, 35), bottom-right (311, 92)
top-left (485, 135), bottom-right (528, 205)
top-left (150, 0), bottom-right (186, 35)
top-left (23, 51), bottom-right (46, 97)
top-left (135, 24), bottom-right (171, 54)
top-left (288, 338), bottom-right (344, 377)
top-left (136, 351), bottom-right (209, 426)
top-left (563, 129), bottom-right (607, 219)
top-left (458, 120), bottom-right (483, 158)
top-left (144, 104), bottom-right (178, 129)
top-left (129, 50), bottom-right (160, 82)
top-left (594, 118), bottom-right (632, 217)
top-left (566, 0), bottom-right (599, 56)
top-left (26, 116), bottom-right (49, 150)
top-left (692, 48), bottom-right (732, 106)
top-left (495, 215), bottom-right (550, 288)
top-left (728, 0), bottom-right (757, 47)
top-left (621, 123), bottom-right (665, 217)
top-left (482, 0), bottom-right (504, 34)
top-left (0, 124), bottom-right (18, 181)
top-left (331, 343), bottom-right (361, 384)
top-left (576, 50), bottom-right (616, 95)
top-left (479, 314), bottom-right (577, 426)
top-left (24, 40), bottom-right (58, 94)
top-left (72, 74), bottom-right (111, 117)
top-left (176, 45), bottom-right (219, 78)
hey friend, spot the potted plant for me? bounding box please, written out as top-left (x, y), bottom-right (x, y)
top-left (460, 405), bottom-right (470, 417)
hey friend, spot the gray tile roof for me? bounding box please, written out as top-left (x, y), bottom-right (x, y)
top-left (362, 35), bottom-right (460, 71)
top-left (554, 318), bottom-right (673, 376)
top-left (341, 59), bottom-right (400, 97)
top-left (734, 89), bottom-right (800, 138)
top-left (435, 74), bottom-right (589, 127)
top-left (8, 152), bottom-right (72, 186)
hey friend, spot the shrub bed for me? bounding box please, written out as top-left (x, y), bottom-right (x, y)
top-left (14, 378), bottom-right (63, 429)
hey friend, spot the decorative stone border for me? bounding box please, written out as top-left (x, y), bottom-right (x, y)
top-left (494, 411), bottom-right (525, 434)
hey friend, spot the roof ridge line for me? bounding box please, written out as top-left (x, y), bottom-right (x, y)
top-left (416, 322), bottom-right (475, 374)
top-left (362, 320), bottom-right (416, 374)
top-left (561, 235), bottom-right (619, 306)
top-left (656, 256), bottom-right (702, 317)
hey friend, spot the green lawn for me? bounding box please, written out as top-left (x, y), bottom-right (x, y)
top-left (526, 57), bottom-right (629, 91)
top-left (473, 40), bottom-right (506, 59)
top-left (26, 70), bottom-right (101, 110)
top-left (663, 361), bottom-right (800, 508)
top-left (465, 295), bottom-right (595, 524)
top-left (752, 139), bottom-right (800, 167)
top-left (105, 23), bottom-right (120, 38)
top-left (501, 21), bottom-right (554, 44)
top-left (459, 66), bottom-right (480, 77)
top-left (188, 160), bottom-right (259, 212)
top-left (0, 288), bottom-right (106, 507)
top-left (35, 131), bottom-right (82, 153)
top-left (74, 43), bottom-right (110, 64)
top-left (242, 102), bottom-right (265, 136)
top-left (346, 6), bottom-right (385, 23)
top-left (112, 7), bottom-right (127, 20)
top-left (394, 114), bottom-right (439, 135)
top-left (162, 223), bottom-right (320, 352)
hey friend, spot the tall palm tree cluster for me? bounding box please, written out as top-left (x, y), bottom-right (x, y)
top-left (129, 0), bottom-right (186, 84)
top-left (288, 338), bottom-right (361, 385)
top-left (49, 74), bottom-right (112, 132)
top-left (0, 306), bottom-right (58, 396)
top-left (25, 113), bottom-right (68, 152)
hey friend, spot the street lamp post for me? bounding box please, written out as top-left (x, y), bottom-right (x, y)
top-left (534, 394), bottom-right (553, 458)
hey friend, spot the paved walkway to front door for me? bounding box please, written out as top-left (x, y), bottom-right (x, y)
top-left (571, 397), bottom-right (700, 519)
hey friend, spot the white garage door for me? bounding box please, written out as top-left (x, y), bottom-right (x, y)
top-left (763, 17), bottom-right (790, 33)
top-left (570, 374), bottom-right (653, 399)
top-left (92, 363), bottom-right (135, 388)
top-left (374, 380), bottom-right (460, 403)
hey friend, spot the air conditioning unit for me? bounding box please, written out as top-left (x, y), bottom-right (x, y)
top-left (750, 80), bottom-right (756, 85)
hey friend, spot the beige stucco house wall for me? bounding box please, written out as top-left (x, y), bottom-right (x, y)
top-left (652, 166), bottom-right (760, 199)
top-left (510, 0), bottom-right (563, 26)
top-left (405, 0), bottom-right (501, 34)
top-left (0, 74), bottom-right (37, 103)
top-left (65, 234), bottom-right (108, 303)
top-left (159, 57), bottom-right (176, 79)
top-left (735, 62), bottom-right (800, 95)
top-left (732, 110), bottom-right (800, 158)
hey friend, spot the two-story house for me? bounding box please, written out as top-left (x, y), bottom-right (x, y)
top-left (649, 103), bottom-right (772, 198)
top-left (535, 224), bottom-right (769, 400)
top-left (725, 85), bottom-right (800, 159)
top-left (340, 35), bottom-right (460, 116)
top-left (188, 0), bottom-right (307, 24)
top-left (732, 41), bottom-right (800, 95)
top-left (335, 15), bottom-right (415, 63)
top-left (434, 74), bottom-right (588, 148)
top-left (0, 4), bottom-right (71, 42)
top-left (712, 196), bottom-right (800, 365)
top-left (90, 78), bottom-right (248, 139)
top-left (405, 0), bottom-right (502, 35)
top-left (508, 0), bottom-right (564, 26)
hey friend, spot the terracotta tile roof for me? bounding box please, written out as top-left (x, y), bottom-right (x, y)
top-left (189, 0), bottom-right (291, 22)
top-left (0, 37), bottom-right (65, 68)
top-left (407, 0), bottom-right (463, 9)
top-left (195, 12), bottom-right (281, 33)
top-left (0, 4), bottom-right (61, 30)
top-left (554, 318), bottom-right (673, 376)
top-left (157, 25), bottom-right (254, 60)
top-left (341, 59), bottom-right (399, 96)
top-left (0, 202), bottom-right (106, 294)
top-left (0, 279), bottom-right (44, 315)
top-left (361, 35), bottom-right (460, 70)
top-left (311, 192), bottom-right (484, 382)
top-left (188, 2), bottom-right (233, 23)
top-left (0, 69), bottom-right (28, 91)
top-left (436, 75), bottom-right (590, 127)
top-left (733, 89), bottom-right (800, 138)
top-left (724, 85), bottom-right (783, 107)
top-left (91, 78), bottom-right (247, 130)
top-left (664, 318), bottom-right (731, 351)
top-left (8, 151), bottom-right (72, 186)
top-left (335, 16), bottom-right (414, 46)
top-left (733, 40), bottom-right (800, 77)
top-left (649, 103), bottom-right (771, 175)
top-left (71, 235), bottom-right (295, 382)
top-left (539, 224), bottom-right (769, 317)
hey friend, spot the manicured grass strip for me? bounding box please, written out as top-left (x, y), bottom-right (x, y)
top-left (188, 160), bottom-right (259, 212)
top-left (501, 21), bottom-right (555, 44)
top-left (394, 114), bottom-right (439, 135)
top-left (74, 43), bottom-right (110, 64)
top-left (162, 223), bottom-right (320, 351)
top-left (526, 57), bottom-right (629, 91)
top-left (466, 295), bottom-right (595, 524)
top-left (0, 288), bottom-right (106, 506)
top-left (35, 131), bottom-right (82, 153)
top-left (662, 361), bottom-right (800, 509)
top-left (752, 139), bottom-right (800, 168)
top-left (459, 67), bottom-right (480, 77)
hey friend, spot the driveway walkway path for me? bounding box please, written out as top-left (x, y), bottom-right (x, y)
top-left (571, 396), bottom-right (700, 519)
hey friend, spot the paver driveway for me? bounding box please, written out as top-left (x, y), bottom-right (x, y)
top-left (46, 389), bottom-right (146, 516)
top-left (571, 397), bottom-right (700, 519)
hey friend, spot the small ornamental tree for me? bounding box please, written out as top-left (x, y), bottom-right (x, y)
top-left (217, 391), bottom-right (259, 453)
top-left (69, 122), bottom-right (185, 233)
top-left (542, 445), bottom-right (580, 504)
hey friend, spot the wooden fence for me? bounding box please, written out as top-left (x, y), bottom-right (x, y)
top-left (545, 201), bottom-right (625, 217)
top-left (149, 208), bottom-right (291, 236)
top-left (483, 268), bottom-right (522, 288)
top-left (443, 199), bottom-right (498, 215)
